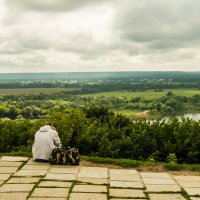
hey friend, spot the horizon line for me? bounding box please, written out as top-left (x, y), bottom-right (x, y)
top-left (0, 70), bottom-right (200, 74)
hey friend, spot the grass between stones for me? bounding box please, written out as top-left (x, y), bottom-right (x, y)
top-left (67, 182), bottom-right (76, 200)
top-left (181, 188), bottom-right (192, 200)
top-left (144, 191), bottom-right (150, 200)
top-left (107, 184), bottom-right (110, 200)
top-left (110, 186), bottom-right (145, 190)
top-left (0, 177), bottom-right (10, 187)
top-left (0, 160), bottom-right (25, 186)
top-left (148, 191), bottom-right (182, 194)
top-left (17, 160), bottom-right (29, 171)
top-left (76, 180), bottom-right (108, 186)
top-left (26, 177), bottom-right (43, 199)
top-left (145, 190), bottom-right (190, 200)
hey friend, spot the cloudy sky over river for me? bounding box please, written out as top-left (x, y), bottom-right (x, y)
top-left (0, 0), bottom-right (200, 72)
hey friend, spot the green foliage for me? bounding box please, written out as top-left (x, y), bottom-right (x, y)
top-left (147, 155), bottom-right (156, 163)
top-left (0, 118), bottom-right (42, 152)
top-left (167, 153), bottom-right (178, 165)
top-left (82, 156), bottom-right (142, 168)
top-left (83, 156), bottom-right (200, 171)
top-left (1, 89), bottom-right (200, 120)
top-left (0, 108), bottom-right (200, 164)
top-left (47, 108), bottom-right (87, 147)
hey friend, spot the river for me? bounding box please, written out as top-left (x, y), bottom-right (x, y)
top-left (162, 113), bottom-right (200, 122)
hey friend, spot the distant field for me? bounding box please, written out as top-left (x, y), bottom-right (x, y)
top-left (1, 88), bottom-right (200, 98)
top-left (114, 110), bottom-right (149, 120)
top-left (0, 88), bottom-right (79, 95)
top-left (84, 89), bottom-right (200, 99)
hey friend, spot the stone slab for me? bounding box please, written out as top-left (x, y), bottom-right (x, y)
top-left (191, 198), bottom-right (200, 200)
top-left (0, 193), bottom-right (28, 200)
top-left (73, 185), bottom-right (107, 193)
top-left (110, 181), bottom-right (143, 188)
top-left (0, 180), bottom-right (4, 185)
top-left (78, 167), bottom-right (108, 179)
top-left (173, 176), bottom-right (200, 182)
top-left (1, 156), bottom-right (29, 162)
top-left (110, 199), bottom-right (144, 200)
top-left (0, 166), bottom-right (19, 173)
top-left (14, 169), bottom-right (47, 177)
top-left (7, 177), bottom-right (40, 184)
top-left (39, 181), bottom-right (72, 187)
top-left (146, 184), bottom-right (181, 192)
top-left (149, 193), bottom-right (185, 200)
top-left (29, 198), bottom-right (66, 200)
top-left (0, 173), bottom-right (11, 180)
top-left (143, 177), bottom-right (176, 185)
top-left (22, 164), bottom-right (50, 170)
top-left (110, 169), bottom-right (138, 175)
top-left (49, 167), bottom-right (78, 174)
top-left (0, 183), bottom-right (34, 192)
top-left (78, 177), bottom-right (108, 185)
top-left (44, 173), bottom-right (77, 181)
top-left (109, 188), bottom-right (145, 198)
top-left (184, 187), bottom-right (200, 196)
top-left (31, 188), bottom-right (69, 198)
top-left (140, 172), bottom-right (171, 179)
top-left (26, 159), bottom-right (50, 165)
top-left (177, 180), bottom-right (200, 188)
top-left (0, 161), bottom-right (22, 167)
top-left (110, 174), bottom-right (141, 182)
top-left (70, 193), bottom-right (107, 200)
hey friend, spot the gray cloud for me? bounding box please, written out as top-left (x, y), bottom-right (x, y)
top-left (114, 0), bottom-right (200, 49)
top-left (5, 0), bottom-right (107, 12)
top-left (1, 0), bottom-right (200, 72)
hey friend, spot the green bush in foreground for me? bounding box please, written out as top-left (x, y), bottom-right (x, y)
top-left (0, 107), bottom-right (200, 164)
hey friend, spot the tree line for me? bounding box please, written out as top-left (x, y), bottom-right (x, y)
top-left (0, 79), bottom-right (200, 93)
top-left (1, 92), bottom-right (200, 119)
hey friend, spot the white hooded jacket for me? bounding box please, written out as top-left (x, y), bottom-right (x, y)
top-left (32, 125), bottom-right (61, 160)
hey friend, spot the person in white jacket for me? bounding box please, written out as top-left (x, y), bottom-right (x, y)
top-left (32, 122), bottom-right (61, 162)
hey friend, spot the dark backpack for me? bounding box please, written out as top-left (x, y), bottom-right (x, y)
top-left (49, 146), bottom-right (80, 165)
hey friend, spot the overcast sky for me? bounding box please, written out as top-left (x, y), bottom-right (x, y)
top-left (0, 0), bottom-right (200, 73)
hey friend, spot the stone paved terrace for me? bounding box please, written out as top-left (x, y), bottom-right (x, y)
top-left (0, 156), bottom-right (200, 200)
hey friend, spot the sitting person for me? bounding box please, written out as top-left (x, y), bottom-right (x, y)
top-left (32, 122), bottom-right (61, 162)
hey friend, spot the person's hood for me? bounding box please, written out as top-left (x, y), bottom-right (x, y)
top-left (39, 125), bottom-right (52, 132)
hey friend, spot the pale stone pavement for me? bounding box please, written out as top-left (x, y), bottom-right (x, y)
top-left (0, 156), bottom-right (200, 200)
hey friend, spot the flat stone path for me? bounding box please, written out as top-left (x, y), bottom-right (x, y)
top-left (0, 156), bottom-right (200, 200)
